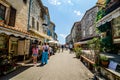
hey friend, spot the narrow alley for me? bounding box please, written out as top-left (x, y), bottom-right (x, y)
top-left (0, 50), bottom-right (93, 80)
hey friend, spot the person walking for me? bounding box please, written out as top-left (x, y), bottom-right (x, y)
top-left (38, 41), bottom-right (42, 61)
top-left (32, 44), bottom-right (39, 65)
top-left (40, 43), bottom-right (49, 66)
top-left (61, 45), bottom-right (64, 52)
top-left (49, 46), bottom-right (53, 56)
top-left (57, 45), bottom-right (60, 53)
top-left (69, 43), bottom-right (73, 53)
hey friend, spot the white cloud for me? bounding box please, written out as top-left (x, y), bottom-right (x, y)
top-left (48, 0), bottom-right (61, 5)
top-left (59, 34), bottom-right (67, 39)
top-left (67, 0), bottom-right (74, 5)
top-left (74, 10), bottom-right (84, 16)
top-left (48, 0), bottom-right (74, 6)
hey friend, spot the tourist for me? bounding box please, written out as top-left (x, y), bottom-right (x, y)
top-left (40, 43), bottom-right (49, 66)
top-left (32, 44), bottom-right (39, 65)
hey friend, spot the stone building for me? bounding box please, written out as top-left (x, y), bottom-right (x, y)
top-left (0, 0), bottom-right (56, 75)
top-left (66, 34), bottom-right (72, 44)
top-left (0, 0), bottom-right (32, 61)
top-left (71, 22), bottom-right (76, 43)
top-left (67, 5), bottom-right (99, 74)
top-left (28, 0), bottom-right (52, 43)
top-left (73, 21), bottom-right (81, 42)
top-left (96, 0), bottom-right (120, 79)
top-left (42, 6), bottom-right (54, 42)
top-left (81, 6), bottom-right (98, 41)
top-left (0, 0), bottom-right (31, 75)
top-left (42, 6), bottom-right (50, 34)
top-left (49, 21), bottom-right (56, 40)
top-left (54, 32), bottom-right (58, 41)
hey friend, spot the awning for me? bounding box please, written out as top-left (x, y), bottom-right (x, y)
top-left (0, 26), bottom-right (29, 38)
top-left (48, 40), bottom-right (60, 44)
top-left (96, 7), bottom-right (120, 27)
top-left (29, 28), bottom-right (53, 40)
top-left (74, 40), bottom-right (89, 45)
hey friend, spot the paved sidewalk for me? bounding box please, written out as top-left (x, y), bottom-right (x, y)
top-left (0, 50), bottom-right (93, 80)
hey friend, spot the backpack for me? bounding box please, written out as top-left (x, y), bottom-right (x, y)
top-left (44, 46), bottom-right (48, 52)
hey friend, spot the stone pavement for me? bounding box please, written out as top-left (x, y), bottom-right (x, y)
top-left (0, 50), bottom-right (94, 80)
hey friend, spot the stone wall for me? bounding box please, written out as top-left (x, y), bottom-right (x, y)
top-left (30, 0), bottom-right (43, 33)
top-left (6, 0), bottom-right (30, 31)
top-left (81, 6), bottom-right (98, 39)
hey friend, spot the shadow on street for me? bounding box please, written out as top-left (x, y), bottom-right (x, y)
top-left (0, 64), bottom-right (33, 80)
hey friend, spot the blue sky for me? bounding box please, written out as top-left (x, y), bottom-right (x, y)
top-left (42, 0), bottom-right (97, 44)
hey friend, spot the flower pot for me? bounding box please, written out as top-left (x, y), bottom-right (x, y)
top-left (0, 20), bottom-right (4, 22)
top-left (101, 60), bottom-right (109, 68)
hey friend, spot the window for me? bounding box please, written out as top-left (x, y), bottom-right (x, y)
top-left (89, 27), bottom-right (93, 35)
top-left (8, 7), bottom-right (16, 27)
top-left (32, 17), bottom-right (35, 28)
top-left (23, 0), bottom-right (27, 4)
top-left (37, 22), bottom-right (39, 31)
top-left (0, 4), bottom-right (6, 20)
top-left (83, 30), bottom-right (85, 38)
top-left (112, 16), bottom-right (120, 38)
top-left (112, 16), bottom-right (120, 43)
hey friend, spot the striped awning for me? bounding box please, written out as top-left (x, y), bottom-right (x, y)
top-left (29, 28), bottom-right (53, 40)
top-left (96, 7), bottom-right (120, 27)
top-left (0, 26), bottom-right (29, 38)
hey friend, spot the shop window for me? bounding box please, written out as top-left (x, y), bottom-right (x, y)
top-left (37, 22), bottom-right (39, 31)
top-left (0, 4), bottom-right (6, 20)
top-left (8, 7), bottom-right (16, 27)
top-left (32, 17), bottom-right (35, 28)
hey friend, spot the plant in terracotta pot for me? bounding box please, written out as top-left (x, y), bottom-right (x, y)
top-left (100, 55), bottom-right (109, 68)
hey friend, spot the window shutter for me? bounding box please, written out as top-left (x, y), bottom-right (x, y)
top-left (8, 7), bottom-right (16, 27)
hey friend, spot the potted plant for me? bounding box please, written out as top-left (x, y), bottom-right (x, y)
top-left (100, 55), bottom-right (109, 68)
top-left (74, 47), bottom-right (82, 58)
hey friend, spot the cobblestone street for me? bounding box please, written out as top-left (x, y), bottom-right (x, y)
top-left (0, 50), bottom-right (93, 80)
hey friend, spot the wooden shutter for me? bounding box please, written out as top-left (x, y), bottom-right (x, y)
top-left (0, 4), bottom-right (6, 20)
top-left (8, 7), bottom-right (16, 27)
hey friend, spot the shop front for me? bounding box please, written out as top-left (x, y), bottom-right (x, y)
top-left (0, 25), bottom-right (31, 75)
top-left (112, 16), bottom-right (120, 54)
top-left (95, 7), bottom-right (120, 80)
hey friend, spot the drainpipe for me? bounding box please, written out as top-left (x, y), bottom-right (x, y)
top-left (26, 0), bottom-right (32, 64)
top-left (27, 0), bottom-right (32, 31)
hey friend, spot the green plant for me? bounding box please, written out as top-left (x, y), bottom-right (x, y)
top-left (96, 8), bottom-right (106, 22)
top-left (74, 47), bottom-right (82, 58)
top-left (87, 37), bottom-right (101, 65)
top-left (100, 55), bottom-right (109, 67)
top-left (100, 55), bottom-right (108, 61)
